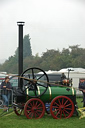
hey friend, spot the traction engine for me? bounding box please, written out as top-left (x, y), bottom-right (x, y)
top-left (13, 67), bottom-right (77, 119)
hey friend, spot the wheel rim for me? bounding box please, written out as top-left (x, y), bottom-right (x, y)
top-left (20, 67), bottom-right (49, 97)
top-left (14, 103), bottom-right (24, 116)
top-left (50, 96), bottom-right (74, 119)
top-left (24, 98), bottom-right (45, 119)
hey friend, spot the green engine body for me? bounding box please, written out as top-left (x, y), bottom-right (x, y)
top-left (25, 86), bottom-right (76, 103)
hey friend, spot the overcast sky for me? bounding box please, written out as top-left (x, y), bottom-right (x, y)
top-left (0, 0), bottom-right (85, 63)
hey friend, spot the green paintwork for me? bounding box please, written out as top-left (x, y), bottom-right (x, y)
top-left (26, 86), bottom-right (76, 103)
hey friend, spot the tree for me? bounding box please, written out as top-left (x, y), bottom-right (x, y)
top-left (15, 34), bottom-right (32, 59)
top-left (23, 34), bottom-right (32, 58)
top-left (0, 44), bottom-right (85, 74)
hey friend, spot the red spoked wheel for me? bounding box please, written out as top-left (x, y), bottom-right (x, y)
top-left (50, 96), bottom-right (74, 119)
top-left (24, 98), bottom-right (45, 119)
top-left (14, 103), bottom-right (25, 116)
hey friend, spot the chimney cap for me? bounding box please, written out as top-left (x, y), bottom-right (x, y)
top-left (17, 21), bottom-right (25, 26)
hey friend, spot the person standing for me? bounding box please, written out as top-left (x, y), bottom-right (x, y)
top-left (79, 81), bottom-right (85, 107)
top-left (61, 73), bottom-right (66, 80)
top-left (1, 76), bottom-right (12, 111)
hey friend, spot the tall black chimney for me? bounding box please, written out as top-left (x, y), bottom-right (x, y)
top-left (17, 21), bottom-right (25, 88)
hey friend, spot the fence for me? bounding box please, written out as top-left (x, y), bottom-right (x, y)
top-left (0, 89), bottom-right (13, 109)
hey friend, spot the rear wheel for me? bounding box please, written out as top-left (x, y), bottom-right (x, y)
top-left (14, 103), bottom-right (24, 116)
top-left (50, 96), bottom-right (74, 119)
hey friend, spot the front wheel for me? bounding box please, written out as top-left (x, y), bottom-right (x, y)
top-left (24, 98), bottom-right (45, 119)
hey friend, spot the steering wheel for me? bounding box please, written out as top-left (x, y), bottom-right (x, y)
top-left (19, 67), bottom-right (49, 97)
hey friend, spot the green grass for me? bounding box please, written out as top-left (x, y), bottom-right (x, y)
top-left (0, 98), bottom-right (85, 128)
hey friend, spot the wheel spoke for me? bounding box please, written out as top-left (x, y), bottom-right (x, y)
top-left (37, 74), bottom-right (45, 80)
top-left (31, 113), bottom-right (34, 118)
top-left (64, 99), bottom-right (68, 105)
top-left (53, 108), bottom-right (59, 113)
top-left (55, 110), bottom-right (60, 117)
top-left (60, 110), bottom-right (62, 119)
top-left (28, 111), bottom-right (32, 116)
top-left (24, 82), bottom-right (30, 87)
top-left (27, 105), bottom-right (31, 109)
top-left (37, 83), bottom-right (47, 88)
top-left (36, 106), bottom-right (43, 109)
top-left (62, 110), bottom-right (66, 118)
top-left (25, 82), bottom-right (32, 88)
top-left (65, 103), bottom-right (72, 107)
top-left (29, 102), bottom-right (33, 107)
top-left (54, 102), bottom-right (60, 106)
top-left (35, 111), bottom-right (40, 116)
top-left (58, 98), bottom-right (61, 105)
top-left (32, 68), bottom-right (35, 79)
top-left (27, 109), bottom-right (31, 113)
top-left (65, 108), bottom-right (72, 110)
top-left (36, 109), bottom-right (43, 113)
top-left (62, 98), bottom-right (64, 105)
top-left (64, 109), bottom-right (70, 114)
top-left (17, 109), bottom-right (21, 114)
top-left (35, 100), bottom-right (38, 106)
top-left (17, 109), bottom-right (20, 112)
top-left (52, 106), bottom-right (59, 109)
top-left (34, 112), bottom-right (37, 118)
top-left (36, 102), bottom-right (42, 108)
top-left (19, 110), bottom-right (23, 115)
top-left (33, 100), bottom-right (35, 106)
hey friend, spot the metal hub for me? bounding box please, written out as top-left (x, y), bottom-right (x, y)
top-left (32, 106), bottom-right (37, 112)
top-left (59, 105), bottom-right (64, 110)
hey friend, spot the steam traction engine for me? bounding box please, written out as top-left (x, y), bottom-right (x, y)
top-left (13, 67), bottom-right (77, 119)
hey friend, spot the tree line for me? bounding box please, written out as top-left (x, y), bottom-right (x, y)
top-left (0, 34), bottom-right (85, 74)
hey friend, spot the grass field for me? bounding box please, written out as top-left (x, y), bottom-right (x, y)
top-left (0, 98), bottom-right (85, 128)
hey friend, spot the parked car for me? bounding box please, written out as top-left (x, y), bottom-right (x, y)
top-left (10, 76), bottom-right (18, 90)
top-left (0, 72), bottom-right (7, 85)
top-left (0, 77), bottom-right (5, 86)
top-left (0, 76), bottom-right (6, 89)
